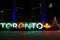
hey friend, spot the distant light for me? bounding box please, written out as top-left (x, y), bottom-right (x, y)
top-left (49, 3), bottom-right (52, 8)
top-left (40, 3), bottom-right (41, 7)
top-left (0, 11), bottom-right (4, 13)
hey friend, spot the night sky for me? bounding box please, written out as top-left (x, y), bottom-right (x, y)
top-left (0, 0), bottom-right (60, 22)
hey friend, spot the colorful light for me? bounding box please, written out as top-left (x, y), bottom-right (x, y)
top-left (12, 0), bottom-right (16, 22)
top-left (40, 0), bottom-right (46, 22)
top-left (44, 23), bottom-right (51, 29)
top-left (0, 22), bottom-right (52, 30)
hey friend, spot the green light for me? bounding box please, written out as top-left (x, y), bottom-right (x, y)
top-left (25, 23), bottom-right (37, 29)
top-left (25, 23), bottom-right (32, 29)
top-left (5, 23), bottom-right (12, 29)
top-left (0, 23), bottom-right (5, 28)
top-left (31, 23), bottom-right (36, 29)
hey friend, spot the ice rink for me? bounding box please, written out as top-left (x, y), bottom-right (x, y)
top-left (0, 31), bottom-right (60, 40)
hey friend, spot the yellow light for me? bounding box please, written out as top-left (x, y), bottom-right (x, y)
top-left (44, 23), bottom-right (51, 29)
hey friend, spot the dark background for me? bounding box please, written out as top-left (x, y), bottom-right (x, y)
top-left (0, 0), bottom-right (60, 22)
top-left (0, 0), bottom-right (60, 40)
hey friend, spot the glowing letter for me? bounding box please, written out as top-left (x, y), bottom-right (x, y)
top-left (18, 23), bottom-right (24, 29)
top-left (0, 23), bottom-right (5, 28)
top-left (6, 23), bottom-right (12, 29)
top-left (25, 23), bottom-right (32, 29)
top-left (31, 23), bottom-right (36, 29)
top-left (36, 23), bottom-right (43, 29)
top-left (13, 23), bottom-right (17, 29)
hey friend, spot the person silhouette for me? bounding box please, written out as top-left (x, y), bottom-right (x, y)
top-left (51, 16), bottom-right (60, 30)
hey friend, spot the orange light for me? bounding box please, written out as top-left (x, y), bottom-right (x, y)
top-left (18, 22), bottom-right (24, 29)
top-left (44, 23), bottom-right (51, 29)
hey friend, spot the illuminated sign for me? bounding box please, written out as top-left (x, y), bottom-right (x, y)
top-left (0, 22), bottom-right (53, 31)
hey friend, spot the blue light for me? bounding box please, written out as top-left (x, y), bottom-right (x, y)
top-left (40, 9), bottom-right (46, 22)
top-left (40, 0), bottom-right (46, 22)
top-left (12, 0), bottom-right (16, 22)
